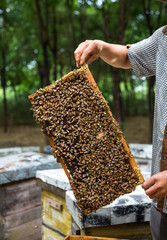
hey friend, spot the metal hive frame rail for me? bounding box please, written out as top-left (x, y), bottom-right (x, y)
top-left (28, 65), bottom-right (144, 214)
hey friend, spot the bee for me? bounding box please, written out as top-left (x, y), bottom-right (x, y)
top-left (29, 66), bottom-right (140, 214)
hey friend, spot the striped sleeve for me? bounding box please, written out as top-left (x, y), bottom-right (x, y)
top-left (127, 27), bottom-right (164, 78)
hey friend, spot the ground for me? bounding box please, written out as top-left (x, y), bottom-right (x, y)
top-left (123, 116), bottom-right (150, 144)
top-left (0, 116), bottom-right (150, 148)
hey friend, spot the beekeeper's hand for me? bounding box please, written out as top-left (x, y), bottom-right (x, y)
top-left (74, 40), bottom-right (131, 69)
top-left (74, 40), bottom-right (104, 68)
top-left (142, 171), bottom-right (167, 199)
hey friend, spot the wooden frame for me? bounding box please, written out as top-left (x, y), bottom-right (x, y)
top-left (29, 65), bottom-right (144, 185)
top-left (29, 65), bottom-right (144, 213)
top-left (64, 235), bottom-right (128, 240)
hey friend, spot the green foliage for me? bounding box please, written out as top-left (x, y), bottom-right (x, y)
top-left (0, 90), bottom-right (36, 125)
top-left (0, 0), bottom-right (166, 127)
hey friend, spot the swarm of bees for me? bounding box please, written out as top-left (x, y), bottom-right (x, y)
top-left (29, 65), bottom-right (144, 214)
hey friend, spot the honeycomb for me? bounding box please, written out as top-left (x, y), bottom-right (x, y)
top-left (29, 64), bottom-right (144, 214)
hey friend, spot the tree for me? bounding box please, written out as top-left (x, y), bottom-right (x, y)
top-left (99, 0), bottom-right (133, 123)
top-left (0, 0), bottom-right (9, 132)
top-left (142, 0), bottom-right (163, 142)
top-left (34, 0), bottom-right (50, 86)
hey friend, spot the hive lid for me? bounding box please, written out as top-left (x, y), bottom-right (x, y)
top-left (36, 169), bottom-right (71, 191)
top-left (0, 152), bottom-right (61, 184)
top-left (129, 143), bottom-right (152, 159)
top-left (65, 183), bottom-right (151, 229)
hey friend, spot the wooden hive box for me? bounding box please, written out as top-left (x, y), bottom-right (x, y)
top-left (0, 179), bottom-right (42, 240)
top-left (36, 169), bottom-right (72, 240)
top-left (29, 65), bottom-right (144, 214)
top-left (41, 187), bottom-right (72, 240)
top-left (0, 152), bottom-right (61, 240)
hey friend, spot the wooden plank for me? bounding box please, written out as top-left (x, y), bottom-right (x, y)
top-left (42, 225), bottom-right (64, 240)
top-left (4, 206), bottom-right (41, 230)
top-left (80, 222), bottom-right (152, 240)
top-left (47, 197), bottom-right (63, 211)
top-left (0, 186), bottom-right (6, 216)
top-left (2, 178), bottom-right (38, 193)
top-left (0, 215), bottom-right (5, 240)
top-left (5, 218), bottom-right (42, 240)
top-left (37, 178), bottom-right (65, 198)
top-left (0, 179), bottom-right (41, 216)
top-left (42, 190), bottom-right (71, 235)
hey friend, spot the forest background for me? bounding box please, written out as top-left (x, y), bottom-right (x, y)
top-left (0, 0), bottom-right (167, 147)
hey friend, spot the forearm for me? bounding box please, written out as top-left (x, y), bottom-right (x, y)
top-left (74, 39), bottom-right (131, 69)
top-left (99, 42), bottom-right (131, 69)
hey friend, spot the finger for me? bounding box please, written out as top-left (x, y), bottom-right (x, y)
top-left (147, 190), bottom-right (159, 199)
top-left (142, 176), bottom-right (156, 190)
top-left (75, 41), bottom-right (89, 55)
top-left (146, 187), bottom-right (165, 199)
top-left (148, 183), bottom-right (167, 198)
top-left (74, 46), bottom-right (87, 68)
top-left (144, 180), bottom-right (167, 199)
top-left (74, 41), bottom-right (90, 67)
top-left (145, 184), bottom-right (158, 198)
top-left (149, 191), bottom-right (166, 199)
top-left (79, 44), bottom-right (95, 66)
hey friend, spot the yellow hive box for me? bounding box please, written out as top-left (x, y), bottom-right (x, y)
top-left (42, 189), bottom-right (72, 236)
top-left (43, 225), bottom-right (64, 240)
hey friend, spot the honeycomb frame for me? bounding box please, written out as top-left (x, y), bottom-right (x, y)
top-left (29, 65), bottom-right (144, 214)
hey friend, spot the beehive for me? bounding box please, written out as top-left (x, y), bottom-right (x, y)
top-left (29, 65), bottom-right (144, 214)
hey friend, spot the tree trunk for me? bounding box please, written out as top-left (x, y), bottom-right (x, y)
top-left (42, 43), bottom-right (50, 86)
top-left (112, 68), bottom-right (122, 123)
top-left (0, 3), bottom-right (8, 132)
top-left (112, 0), bottom-right (124, 123)
top-left (101, 0), bottom-right (133, 123)
top-left (79, 1), bottom-right (86, 42)
top-left (50, 6), bottom-right (57, 81)
top-left (1, 48), bottom-right (8, 133)
top-left (147, 76), bottom-right (155, 143)
top-left (67, 0), bottom-right (77, 50)
top-left (112, 0), bottom-right (125, 123)
top-left (34, 0), bottom-right (50, 86)
top-left (37, 60), bottom-right (44, 87)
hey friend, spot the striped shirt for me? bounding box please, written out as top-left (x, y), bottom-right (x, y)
top-left (127, 26), bottom-right (167, 213)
